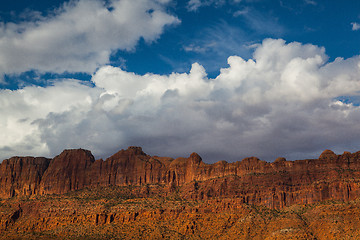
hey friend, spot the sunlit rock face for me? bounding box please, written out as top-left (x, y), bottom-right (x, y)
top-left (0, 156), bottom-right (50, 198)
top-left (1, 147), bottom-right (360, 209)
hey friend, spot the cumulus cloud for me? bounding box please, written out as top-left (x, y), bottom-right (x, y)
top-left (0, 0), bottom-right (179, 79)
top-left (0, 80), bottom-right (101, 158)
top-left (1, 39), bottom-right (360, 162)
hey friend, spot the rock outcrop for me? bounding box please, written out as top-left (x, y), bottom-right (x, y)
top-left (2, 186), bottom-right (360, 240)
top-left (0, 156), bottom-right (50, 198)
top-left (1, 147), bottom-right (360, 209)
top-left (39, 149), bottom-right (95, 194)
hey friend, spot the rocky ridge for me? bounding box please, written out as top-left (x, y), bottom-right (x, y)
top-left (1, 147), bottom-right (360, 209)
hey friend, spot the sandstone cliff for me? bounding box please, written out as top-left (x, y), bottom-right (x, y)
top-left (1, 147), bottom-right (360, 209)
top-left (0, 156), bottom-right (50, 198)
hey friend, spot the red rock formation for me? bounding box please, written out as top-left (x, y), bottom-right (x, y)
top-left (1, 147), bottom-right (360, 209)
top-left (39, 149), bottom-right (94, 194)
top-left (0, 156), bottom-right (50, 198)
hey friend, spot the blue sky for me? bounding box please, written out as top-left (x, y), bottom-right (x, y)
top-left (2, 0), bottom-right (360, 84)
top-left (0, 0), bottom-right (360, 162)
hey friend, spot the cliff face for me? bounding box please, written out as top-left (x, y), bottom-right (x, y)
top-left (39, 149), bottom-right (95, 194)
top-left (1, 147), bottom-right (360, 209)
top-left (0, 157), bottom-right (50, 198)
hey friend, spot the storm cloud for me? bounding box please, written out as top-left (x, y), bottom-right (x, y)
top-left (1, 39), bottom-right (360, 162)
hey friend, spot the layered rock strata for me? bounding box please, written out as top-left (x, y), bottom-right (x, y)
top-left (1, 146), bottom-right (360, 209)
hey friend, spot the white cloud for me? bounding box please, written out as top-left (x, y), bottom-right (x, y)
top-left (186, 0), bottom-right (247, 11)
top-left (0, 0), bottom-right (179, 79)
top-left (180, 17), bottom-right (283, 76)
top-left (304, 0), bottom-right (317, 6)
top-left (0, 80), bottom-right (101, 158)
top-left (233, 8), bottom-right (249, 17)
top-left (184, 42), bottom-right (217, 53)
top-left (1, 39), bottom-right (360, 162)
top-left (187, 0), bottom-right (225, 11)
top-left (187, 0), bottom-right (203, 11)
top-left (351, 22), bottom-right (360, 31)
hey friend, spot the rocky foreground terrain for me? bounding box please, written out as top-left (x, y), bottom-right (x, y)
top-left (1, 147), bottom-right (360, 239)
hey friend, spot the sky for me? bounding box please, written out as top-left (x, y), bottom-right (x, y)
top-left (0, 0), bottom-right (360, 163)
